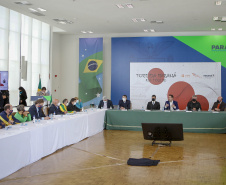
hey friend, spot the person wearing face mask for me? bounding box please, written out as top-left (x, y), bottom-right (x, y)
top-left (74, 97), bottom-right (83, 109)
top-left (187, 95), bottom-right (201, 111)
top-left (29, 99), bottom-right (49, 120)
top-left (48, 99), bottom-right (64, 115)
top-left (60, 99), bottom-right (73, 114)
top-left (19, 86), bottom-right (27, 106)
top-left (211, 96), bottom-right (226, 111)
top-left (14, 105), bottom-right (31, 123)
top-left (67, 98), bottom-right (81, 112)
top-left (36, 87), bottom-right (50, 96)
top-left (0, 104), bottom-right (20, 129)
top-left (146, 95), bottom-right (160, 110)
top-left (98, 96), bottom-right (114, 109)
top-left (118, 95), bottom-right (130, 110)
top-left (164, 94), bottom-right (179, 111)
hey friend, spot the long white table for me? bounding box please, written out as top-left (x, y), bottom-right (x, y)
top-left (0, 109), bottom-right (106, 180)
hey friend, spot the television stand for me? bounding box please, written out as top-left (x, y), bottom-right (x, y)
top-left (152, 140), bottom-right (172, 146)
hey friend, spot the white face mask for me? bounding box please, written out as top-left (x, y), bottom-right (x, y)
top-left (57, 102), bottom-right (60, 106)
top-left (73, 102), bottom-right (77, 105)
top-left (122, 98), bottom-right (126, 102)
top-left (76, 100), bottom-right (79, 103)
top-left (66, 103), bottom-right (69, 106)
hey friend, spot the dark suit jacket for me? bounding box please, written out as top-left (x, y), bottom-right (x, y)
top-left (147, 101), bottom-right (160, 110)
top-left (67, 102), bottom-right (81, 112)
top-left (187, 101), bottom-right (201, 111)
top-left (98, 100), bottom-right (114, 109)
top-left (49, 104), bottom-right (64, 115)
top-left (29, 104), bottom-right (46, 120)
top-left (118, 100), bottom-right (130, 109)
top-left (0, 92), bottom-right (4, 112)
top-left (211, 101), bottom-right (226, 111)
top-left (164, 100), bottom-right (179, 110)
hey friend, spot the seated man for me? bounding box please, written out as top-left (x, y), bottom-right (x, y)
top-left (187, 95), bottom-right (201, 111)
top-left (29, 99), bottom-right (49, 120)
top-left (164, 94), bottom-right (179, 111)
top-left (118, 95), bottom-right (130, 110)
top-left (98, 96), bottom-right (114, 109)
top-left (49, 99), bottom-right (64, 115)
top-left (0, 104), bottom-right (20, 129)
top-left (36, 87), bottom-right (49, 96)
top-left (14, 105), bottom-right (32, 122)
top-left (146, 95), bottom-right (160, 110)
top-left (67, 98), bottom-right (81, 112)
top-left (211, 96), bottom-right (226, 111)
top-left (60, 99), bottom-right (74, 113)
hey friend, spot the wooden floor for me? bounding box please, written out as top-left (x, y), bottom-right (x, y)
top-left (0, 130), bottom-right (226, 185)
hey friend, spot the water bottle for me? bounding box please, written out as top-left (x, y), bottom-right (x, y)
top-left (142, 106), bottom-right (144, 111)
top-left (33, 116), bottom-right (36, 123)
top-left (53, 112), bottom-right (56, 118)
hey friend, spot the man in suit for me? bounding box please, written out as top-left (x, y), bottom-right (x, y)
top-left (211, 96), bottom-right (225, 111)
top-left (49, 99), bottom-right (64, 115)
top-left (0, 104), bottom-right (20, 129)
top-left (164, 94), bottom-right (179, 111)
top-left (36, 87), bottom-right (50, 96)
top-left (118, 95), bottom-right (131, 110)
top-left (98, 96), bottom-right (114, 109)
top-left (29, 99), bottom-right (50, 120)
top-left (187, 95), bottom-right (201, 111)
top-left (146, 95), bottom-right (160, 110)
top-left (0, 91), bottom-right (4, 113)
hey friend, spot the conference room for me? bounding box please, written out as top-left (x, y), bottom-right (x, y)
top-left (0, 0), bottom-right (226, 184)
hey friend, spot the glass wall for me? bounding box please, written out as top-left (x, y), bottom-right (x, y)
top-left (0, 6), bottom-right (50, 106)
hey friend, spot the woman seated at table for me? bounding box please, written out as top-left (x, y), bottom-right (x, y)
top-left (60, 99), bottom-right (74, 114)
top-left (14, 105), bottom-right (31, 123)
top-left (74, 97), bottom-right (83, 110)
top-left (67, 98), bottom-right (81, 112)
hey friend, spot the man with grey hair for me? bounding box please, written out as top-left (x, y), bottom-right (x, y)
top-left (98, 96), bottom-right (114, 109)
top-left (49, 99), bottom-right (64, 115)
top-left (211, 96), bottom-right (226, 111)
top-left (187, 95), bottom-right (201, 111)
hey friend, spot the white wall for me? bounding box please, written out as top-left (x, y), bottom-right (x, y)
top-left (51, 31), bottom-right (226, 102)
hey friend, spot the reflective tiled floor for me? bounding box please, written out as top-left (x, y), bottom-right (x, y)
top-left (0, 130), bottom-right (225, 185)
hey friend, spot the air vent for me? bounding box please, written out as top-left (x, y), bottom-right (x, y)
top-left (30, 12), bottom-right (45, 16)
top-left (53, 19), bottom-right (73, 24)
top-left (14, 1), bottom-right (32, 5)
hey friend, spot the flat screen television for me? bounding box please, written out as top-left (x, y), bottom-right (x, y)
top-left (141, 123), bottom-right (184, 144)
top-left (0, 71), bottom-right (8, 90)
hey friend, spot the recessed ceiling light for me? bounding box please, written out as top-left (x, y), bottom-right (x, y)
top-left (221, 16), bottom-right (226, 22)
top-left (211, 28), bottom-right (216, 31)
top-left (88, 31), bottom-right (93, 33)
top-left (132, 18), bottom-right (138, 22)
top-left (140, 18), bottom-right (146, 22)
top-left (218, 28), bottom-right (223, 31)
top-left (116, 4), bottom-right (124, 8)
top-left (58, 21), bottom-right (66, 24)
top-left (150, 29), bottom-right (155, 32)
top-left (29, 8), bottom-right (37, 12)
top-left (213, 16), bottom-right (220, 21)
top-left (37, 7), bottom-right (46, 12)
top-left (81, 31), bottom-right (87, 33)
top-left (215, 1), bottom-right (222, 5)
top-left (14, 1), bottom-right (32, 5)
top-left (144, 29), bottom-right (148, 32)
top-left (126, 3), bottom-right (134, 8)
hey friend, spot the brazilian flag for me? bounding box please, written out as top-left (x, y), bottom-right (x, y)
top-left (37, 78), bottom-right (42, 92)
top-left (79, 52), bottom-right (103, 103)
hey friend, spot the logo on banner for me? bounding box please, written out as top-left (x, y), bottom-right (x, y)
top-left (83, 59), bottom-right (103, 73)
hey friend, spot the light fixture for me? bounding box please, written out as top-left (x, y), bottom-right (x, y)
top-left (140, 18), bottom-right (146, 22)
top-left (211, 28), bottom-right (216, 31)
top-left (150, 29), bottom-right (155, 32)
top-left (126, 3), bottom-right (134, 8)
top-left (87, 31), bottom-right (93, 33)
top-left (151, 20), bottom-right (164, 24)
top-left (218, 28), bottom-right (223, 31)
top-left (213, 16), bottom-right (220, 21)
top-left (132, 18), bottom-right (138, 22)
top-left (53, 19), bottom-right (74, 24)
top-left (156, 21), bottom-right (163, 23)
top-left (144, 29), bottom-right (148, 32)
top-left (215, 1), bottom-right (222, 5)
top-left (14, 1), bottom-right (32, 5)
top-left (221, 16), bottom-right (226, 22)
top-left (37, 7), bottom-right (46, 12)
top-left (58, 21), bottom-right (66, 24)
top-left (28, 8), bottom-right (37, 12)
top-left (116, 4), bottom-right (124, 8)
top-left (81, 31), bottom-right (87, 33)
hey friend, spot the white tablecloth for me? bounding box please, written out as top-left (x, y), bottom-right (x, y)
top-left (0, 109), bottom-right (106, 179)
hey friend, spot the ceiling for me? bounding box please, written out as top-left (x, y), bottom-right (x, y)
top-left (0, 0), bottom-right (226, 35)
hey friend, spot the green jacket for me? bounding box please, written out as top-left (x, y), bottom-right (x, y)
top-left (14, 112), bottom-right (32, 123)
